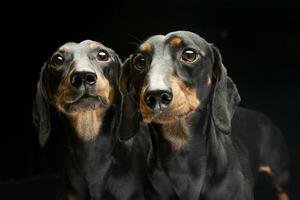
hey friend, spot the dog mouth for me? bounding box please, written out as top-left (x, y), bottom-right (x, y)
top-left (141, 107), bottom-right (194, 124)
top-left (64, 93), bottom-right (109, 112)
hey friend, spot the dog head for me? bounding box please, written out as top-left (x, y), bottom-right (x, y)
top-left (121, 31), bottom-right (240, 135)
top-left (33, 40), bottom-right (121, 146)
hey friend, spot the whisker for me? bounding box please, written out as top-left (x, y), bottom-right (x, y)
top-left (128, 41), bottom-right (140, 47)
top-left (128, 34), bottom-right (142, 43)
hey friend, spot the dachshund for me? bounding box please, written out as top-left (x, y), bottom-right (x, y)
top-left (120, 31), bottom-right (290, 200)
top-left (33, 40), bottom-right (152, 200)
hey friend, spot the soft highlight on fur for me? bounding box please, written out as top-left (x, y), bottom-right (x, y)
top-left (67, 107), bottom-right (107, 141)
top-left (162, 119), bottom-right (191, 150)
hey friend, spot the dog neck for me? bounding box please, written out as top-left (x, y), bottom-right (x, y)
top-left (158, 108), bottom-right (208, 151)
top-left (149, 109), bottom-right (210, 199)
top-left (158, 107), bottom-right (230, 169)
top-left (161, 119), bottom-right (191, 151)
top-left (67, 107), bottom-right (109, 142)
top-left (152, 107), bottom-right (231, 199)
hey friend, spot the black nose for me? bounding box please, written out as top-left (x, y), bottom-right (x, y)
top-left (144, 90), bottom-right (173, 109)
top-left (70, 71), bottom-right (97, 88)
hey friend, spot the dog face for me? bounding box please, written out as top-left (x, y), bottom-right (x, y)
top-left (122, 31), bottom-right (215, 124)
top-left (33, 40), bottom-right (121, 146)
top-left (122, 31), bottom-right (240, 135)
top-left (46, 40), bottom-right (119, 113)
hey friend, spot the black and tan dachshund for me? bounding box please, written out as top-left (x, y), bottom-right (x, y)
top-left (121, 31), bottom-right (290, 200)
top-left (32, 40), bottom-right (153, 200)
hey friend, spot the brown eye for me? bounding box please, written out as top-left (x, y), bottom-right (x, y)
top-left (133, 55), bottom-right (146, 71)
top-left (51, 54), bottom-right (64, 67)
top-left (97, 50), bottom-right (109, 61)
top-left (181, 49), bottom-right (198, 62)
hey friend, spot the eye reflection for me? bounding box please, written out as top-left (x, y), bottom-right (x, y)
top-left (181, 49), bottom-right (198, 62)
top-left (51, 54), bottom-right (64, 67)
top-left (97, 50), bottom-right (109, 61)
top-left (133, 55), bottom-right (146, 71)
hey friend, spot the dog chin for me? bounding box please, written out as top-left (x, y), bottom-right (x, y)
top-left (142, 111), bottom-right (191, 124)
top-left (64, 96), bottom-right (107, 113)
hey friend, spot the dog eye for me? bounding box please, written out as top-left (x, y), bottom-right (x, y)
top-left (97, 50), bottom-right (110, 61)
top-left (133, 55), bottom-right (146, 71)
top-left (51, 54), bottom-right (64, 67)
top-left (181, 49), bottom-right (198, 62)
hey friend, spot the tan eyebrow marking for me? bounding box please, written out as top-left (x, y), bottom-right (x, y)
top-left (170, 36), bottom-right (182, 47)
top-left (90, 42), bottom-right (100, 49)
top-left (58, 45), bottom-right (69, 52)
top-left (139, 42), bottom-right (152, 53)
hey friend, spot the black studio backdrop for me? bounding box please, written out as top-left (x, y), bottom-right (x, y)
top-left (1, 0), bottom-right (299, 199)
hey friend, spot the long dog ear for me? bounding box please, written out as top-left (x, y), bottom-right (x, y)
top-left (119, 55), bottom-right (133, 95)
top-left (110, 51), bottom-right (123, 92)
top-left (32, 63), bottom-right (51, 147)
top-left (118, 55), bottom-right (140, 141)
top-left (211, 46), bottom-right (241, 134)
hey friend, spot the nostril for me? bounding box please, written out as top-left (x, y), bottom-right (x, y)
top-left (145, 95), bottom-right (157, 108)
top-left (160, 92), bottom-right (172, 105)
top-left (86, 73), bottom-right (97, 85)
top-left (71, 74), bottom-right (83, 88)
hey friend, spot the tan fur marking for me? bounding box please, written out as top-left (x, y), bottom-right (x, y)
top-left (162, 120), bottom-right (190, 151)
top-left (68, 107), bottom-right (106, 141)
top-left (259, 165), bottom-right (272, 175)
top-left (90, 42), bottom-right (99, 49)
top-left (55, 71), bottom-right (75, 113)
top-left (259, 166), bottom-right (289, 200)
top-left (278, 192), bottom-right (289, 200)
top-left (59, 45), bottom-right (69, 52)
top-left (67, 194), bottom-right (78, 200)
top-left (170, 77), bottom-right (200, 112)
top-left (97, 73), bottom-right (114, 105)
top-left (170, 36), bottom-right (182, 47)
top-left (140, 42), bottom-right (152, 53)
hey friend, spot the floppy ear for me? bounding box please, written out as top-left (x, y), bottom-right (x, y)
top-left (118, 55), bottom-right (141, 141)
top-left (211, 46), bottom-right (241, 134)
top-left (32, 63), bottom-right (51, 147)
top-left (119, 55), bottom-right (133, 95)
top-left (111, 52), bottom-right (123, 91)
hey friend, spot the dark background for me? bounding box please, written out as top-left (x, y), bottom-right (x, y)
top-left (1, 0), bottom-right (299, 199)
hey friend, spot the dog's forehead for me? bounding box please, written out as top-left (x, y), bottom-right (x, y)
top-left (77, 40), bottom-right (107, 53)
top-left (166, 31), bottom-right (205, 40)
top-left (146, 35), bottom-right (165, 46)
top-left (57, 40), bottom-right (109, 57)
top-left (139, 35), bottom-right (163, 54)
top-left (166, 31), bottom-right (209, 48)
top-left (143, 31), bottom-right (209, 51)
top-left (58, 42), bottom-right (77, 52)
top-left (79, 40), bottom-right (103, 49)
